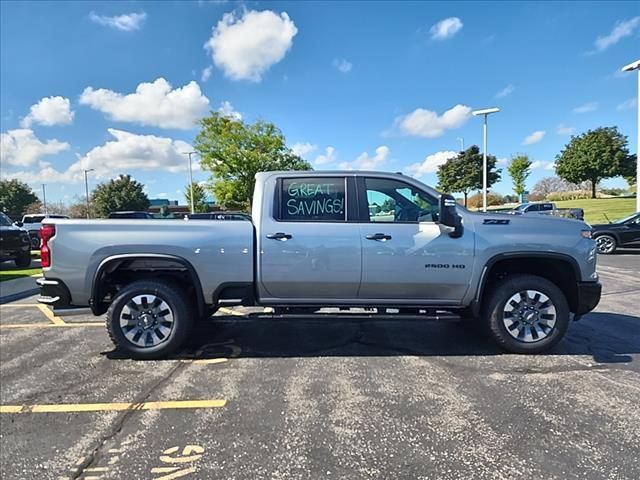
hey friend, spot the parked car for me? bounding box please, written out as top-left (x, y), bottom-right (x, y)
top-left (0, 212), bottom-right (32, 267)
top-left (108, 211), bottom-right (154, 219)
top-left (591, 212), bottom-right (640, 254)
top-left (17, 214), bottom-right (69, 248)
top-left (37, 171), bottom-right (601, 358)
top-left (509, 202), bottom-right (584, 221)
top-left (186, 212), bottom-right (251, 221)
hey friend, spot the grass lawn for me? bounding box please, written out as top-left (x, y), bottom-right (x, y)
top-left (553, 197), bottom-right (636, 224)
top-left (0, 266), bottom-right (42, 282)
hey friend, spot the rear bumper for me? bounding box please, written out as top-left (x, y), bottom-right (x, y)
top-left (574, 281), bottom-right (601, 315)
top-left (36, 277), bottom-right (72, 308)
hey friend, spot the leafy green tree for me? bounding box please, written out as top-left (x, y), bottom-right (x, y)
top-left (0, 179), bottom-right (41, 220)
top-left (194, 113), bottom-right (312, 210)
top-left (620, 154), bottom-right (637, 190)
top-left (91, 174), bottom-right (150, 218)
top-left (380, 198), bottom-right (395, 213)
top-left (507, 154), bottom-right (532, 198)
top-left (184, 182), bottom-right (209, 213)
top-left (555, 127), bottom-right (631, 199)
top-left (437, 145), bottom-right (501, 207)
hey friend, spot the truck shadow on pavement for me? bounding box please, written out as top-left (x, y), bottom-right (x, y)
top-left (162, 311), bottom-right (639, 364)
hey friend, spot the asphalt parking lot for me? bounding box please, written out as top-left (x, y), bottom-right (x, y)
top-left (1, 253), bottom-right (639, 480)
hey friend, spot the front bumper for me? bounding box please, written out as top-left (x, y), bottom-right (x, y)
top-left (36, 277), bottom-right (71, 308)
top-left (574, 281), bottom-right (602, 315)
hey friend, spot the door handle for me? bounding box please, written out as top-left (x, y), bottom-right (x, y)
top-left (266, 232), bottom-right (292, 240)
top-left (366, 233), bottom-right (392, 241)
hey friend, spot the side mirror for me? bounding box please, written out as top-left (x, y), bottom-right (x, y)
top-left (439, 194), bottom-right (463, 238)
top-left (15, 221), bottom-right (23, 227)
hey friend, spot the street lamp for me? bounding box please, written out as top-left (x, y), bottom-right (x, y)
top-left (472, 107), bottom-right (500, 212)
top-left (182, 151), bottom-right (197, 214)
top-left (42, 184), bottom-right (47, 214)
top-left (457, 137), bottom-right (465, 151)
top-left (621, 59), bottom-right (640, 213)
top-left (84, 169), bottom-right (94, 219)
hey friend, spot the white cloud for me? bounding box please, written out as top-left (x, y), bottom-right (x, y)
top-left (79, 78), bottom-right (210, 129)
top-left (21, 96), bottom-right (74, 128)
top-left (530, 160), bottom-right (555, 171)
top-left (339, 146), bottom-right (390, 170)
top-left (314, 146), bottom-right (336, 166)
top-left (291, 142), bottom-right (317, 158)
top-left (89, 11), bottom-right (147, 32)
top-left (496, 157), bottom-right (509, 166)
top-left (396, 104), bottom-right (472, 138)
top-left (204, 9), bottom-right (297, 82)
top-left (429, 17), bottom-right (463, 40)
top-left (617, 98), bottom-right (638, 111)
top-left (201, 66), bottom-right (213, 82)
top-left (592, 17), bottom-right (640, 53)
top-left (557, 124), bottom-right (575, 135)
top-left (218, 100), bottom-right (242, 120)
top-left (0, 129), bottom-right (69, 167)
top-left (7, 129), bottom-right (194, 185)
top-left (523, 130), bottom-right (545, 145)
top-left (495, 84), bottom-right (515, 98)
top-left (333, 58), bottom-right (352, 73)
top-left (406, 151), bottom-right (457, 177)
top-left (573, 101), bottom-right (598, 113)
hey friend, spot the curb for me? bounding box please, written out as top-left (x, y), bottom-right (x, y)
top-left (0, 288), bottom-right (40, 305)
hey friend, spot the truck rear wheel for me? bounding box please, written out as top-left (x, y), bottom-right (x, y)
top-left (482, 274), bottom-right (569, 354)
top-left (15, 252), bottom-right (31, 268)
top-left (106, 280), bottom-right (194, 359)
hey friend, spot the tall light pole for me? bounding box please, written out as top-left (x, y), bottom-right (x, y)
top-left (621, 59), bottom-right (640, 213)
top-left (42, 184), bottom-right (47, 214)
top-left (472, 107), bottom-right (500, 212)
top-left (182, 151), bottom-right (197, 214)
top-left (457, 137), bottom-right (465, 151)
top-left (84, 169), bottom-right (94, 219)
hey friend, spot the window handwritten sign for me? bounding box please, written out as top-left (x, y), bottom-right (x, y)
top-left (280, 178), bottom-right (345, 221)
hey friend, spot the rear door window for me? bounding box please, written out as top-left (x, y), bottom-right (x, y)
top-left (278, 177), bottom-right (346, 222)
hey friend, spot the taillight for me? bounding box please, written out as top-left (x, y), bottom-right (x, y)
top-left (40, 224), bottom-right (55, 268)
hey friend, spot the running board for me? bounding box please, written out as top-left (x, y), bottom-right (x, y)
top-left (52, 307), bottom-right (93, 317)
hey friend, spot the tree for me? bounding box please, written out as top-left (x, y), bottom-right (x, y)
top-left (620, 154), bottom-right (637, 190)
top-left (507, 154), bottom-right (532, 198)
top-left (184, 182), bottom-right (209, 213)
top-left (555, 127), bottom-right (631, 199)
top-left (91, 174), bottom-right (150, 218)
top-left (531, 176), bottom-right (592, 197)
top-left (437, 145), bottom-right (501, 207)
top-left (0, 179), bottom-right (41, 220)
top-left (194, 113), bottom-right (312, 210)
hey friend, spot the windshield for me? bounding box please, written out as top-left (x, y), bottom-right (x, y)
top-left (616, 213), bottom-right (640, 224)
top-left (0, 213), bottom-right (13, 227)
top-left (514, 204), bottom-right (528, 211)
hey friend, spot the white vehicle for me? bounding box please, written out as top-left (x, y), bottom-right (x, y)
top-left (17, 214), bottom-right (69, 248)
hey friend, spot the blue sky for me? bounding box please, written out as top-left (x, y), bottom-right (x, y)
top-left (1, 1), bottom-right (638, 204)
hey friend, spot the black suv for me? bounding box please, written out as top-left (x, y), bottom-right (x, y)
top-left (592, 212), bottom-right (640, 254)
top-left (0, 213), bottom-right (31, 267)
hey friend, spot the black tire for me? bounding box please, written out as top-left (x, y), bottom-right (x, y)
top-left (482, 274), bottom-right (570, 354)
top-left (595, 234), bottom-right (617, 254)
top-left (14, 252), bottom-right (31, 268)
top-left (106, 280), bottom-right (194, 359)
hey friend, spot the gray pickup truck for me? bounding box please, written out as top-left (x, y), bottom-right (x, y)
top-left (37, 171), bottom-right (601, 358)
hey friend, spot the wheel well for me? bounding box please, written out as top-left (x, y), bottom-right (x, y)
top-left (92, 256), bottom-right (206, 316)
top-left (481, 256), bottom-right (579, 313)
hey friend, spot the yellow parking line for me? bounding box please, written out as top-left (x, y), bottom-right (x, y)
top-left (0, 322), bottom-right (103, 330)
top-left (37, 304), bottom-right (66, 325)
top-left (192, 358), bottom-right (228, 365)
top-left (218, 307), bottom-right (246, 317)
top-left (1, 399), bottom-right (226, 414)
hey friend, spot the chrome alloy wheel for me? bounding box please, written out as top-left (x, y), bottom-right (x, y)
top-left (596, 236), bottom-right (615, 254)
top-left (119, 295), bottom-right (174, 348)
top-left (502, 290), bottom-right (557, 343)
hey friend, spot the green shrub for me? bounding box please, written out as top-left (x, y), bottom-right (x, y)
top-left (546, 190), bottom-right (594, 201)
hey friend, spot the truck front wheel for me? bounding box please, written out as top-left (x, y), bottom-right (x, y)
top-left (483, 274), bottom-right (569, 354)
top-left (106, 280), bottom-right (194, 359)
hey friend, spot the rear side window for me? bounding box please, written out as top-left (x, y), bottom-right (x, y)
top-left (278, 177), bottom-right (346, 222)
top-left (541, 204), bottom-right (553, 211)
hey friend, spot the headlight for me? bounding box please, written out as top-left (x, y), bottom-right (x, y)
top-left (581, 229), bottom-right (592, 239)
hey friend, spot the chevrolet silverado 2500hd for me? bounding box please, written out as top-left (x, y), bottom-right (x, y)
top-left (37, 171), bottom-right (601, 358)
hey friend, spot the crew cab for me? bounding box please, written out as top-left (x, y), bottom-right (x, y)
top-left (510, 202), bottom-right (584, 220)
top-left (37, 171), bottom-right (601, 358)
